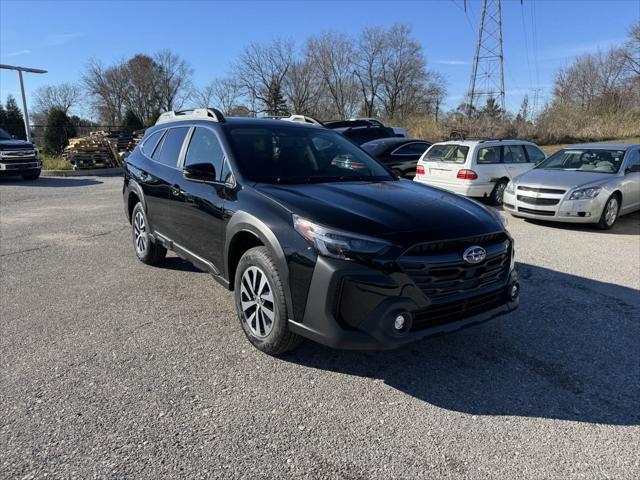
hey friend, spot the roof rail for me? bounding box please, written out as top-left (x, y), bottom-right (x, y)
top-left (280, 114), bottom-right (324, 126)
top-left (156, 108), bottom-right (226, 125)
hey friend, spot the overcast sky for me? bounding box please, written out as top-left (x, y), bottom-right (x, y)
top-left (1, 0), bottom-right (638, 118)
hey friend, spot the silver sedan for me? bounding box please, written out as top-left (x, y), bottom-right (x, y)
top-left (503, 143), bottom-right (640, 229)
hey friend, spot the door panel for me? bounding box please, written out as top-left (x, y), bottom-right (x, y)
top-left (620, 149), bottom-right (640, 212)
top-left (503, 145), bottom-right (530, 178)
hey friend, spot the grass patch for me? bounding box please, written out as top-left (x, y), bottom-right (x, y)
top-left (41, 153), bottom-right (72, 170)
top-left (541, 137), bottom-right (640, 155)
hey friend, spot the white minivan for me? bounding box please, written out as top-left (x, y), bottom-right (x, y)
top-left (413, 139), bottom-right (546, 204)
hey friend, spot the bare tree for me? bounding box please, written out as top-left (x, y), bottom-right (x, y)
top-left (32, 83), bottom-right (83, 115)
top-left (235, 39), bottom-right (293, 115)
top-left (307, 32), bottom-right (359, 119)
top-left (155, 49), bottom-right (193, 112)
top-left (83, 59), bottom-right (129, 124)
top-left (283, 55), bottom-right (322, 115)
top-left (353, 26), bottom-right (387, 118)
top-left (192, 78), bottom-right (243, 115)
top-left (124, 54), bottom-right (162, 123)
top-left (622, 21), bottom-right (640, 76)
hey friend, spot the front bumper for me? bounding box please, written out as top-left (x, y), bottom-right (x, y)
top-left (288, 255), bottom-right (519, 350)
top-left (503, 189), bottom-right (605, 223)
top-left (0, 159), bottom-right (42, 175)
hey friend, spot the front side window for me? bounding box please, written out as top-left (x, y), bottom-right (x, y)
top-left (0, 128), bottom-right (12, 140)
top-left (476, 146), bottom-right (501, 164)
top-left (185, 127), bottom-right (225, 178)
top-left (224, 125), bottom-right (392, 183)
top-left (624, 149), bottom-right (640, 171)
top-left (424, 144), bottom-right (469, 164)
top-left (503, 145), bottom-right (527, 163)
top-left (154, 127), bottom-right (189, 168)
top-left (392, 142), bottom-right (430, 156)
top-left (524, 145), bottom-right (546, 164)
top-left (537, 148), bottom-right (626, 174)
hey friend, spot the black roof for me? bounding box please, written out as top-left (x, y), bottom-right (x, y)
top-left (362, 137), bottom-right (431, 148)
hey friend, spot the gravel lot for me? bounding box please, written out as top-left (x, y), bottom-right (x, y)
top-left (1, 175), bottom-right (639, 479)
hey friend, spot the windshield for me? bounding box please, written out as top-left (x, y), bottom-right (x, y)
top-left (424, 144), bottom-right (469, 164)
top-left (224, 125), bottom-right (394, 183)
top-left (537, 148), bottom-right (626, 174)
top-left (0, 128), bottom-right (12, 140)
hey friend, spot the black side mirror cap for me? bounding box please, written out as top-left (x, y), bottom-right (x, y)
top-left (184, 163), bottom-right (216, 183)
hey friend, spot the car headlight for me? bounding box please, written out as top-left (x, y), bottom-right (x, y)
top-left (293, 215), bottom-right (391, 260)
top-left (505, 181), bottom-right (515, 194)
top-left (569, 186), bottom-right (602, 200)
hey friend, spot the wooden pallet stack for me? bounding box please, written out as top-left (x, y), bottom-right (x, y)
top-left (64, 131), bottom-right (117, 169)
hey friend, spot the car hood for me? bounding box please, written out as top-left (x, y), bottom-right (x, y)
top-left (0, 139), bottom-right (35, 150)
top-left (255, 180), bottom-right (503, 244)
top-left (515, 168), bottom-right (616, 189)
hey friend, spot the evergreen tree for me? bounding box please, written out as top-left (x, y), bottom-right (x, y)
top-left (480, 97), bottom-right (503, 119)
top-left (265, 79), bottom-right (289, 116)
top-left (121, 109), bottom-right (144, 132)
top-left (5, 95), bottom-right (26, 139)
top-left (0, 103), bottom-right (6, 132)
top-left (44, 108), bottom-right (76, 154)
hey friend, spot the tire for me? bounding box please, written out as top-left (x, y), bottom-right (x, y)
top-left (596, 194), bottom-right (620, 230)
top-left (234, 246), bottom-right (302, 355)
top-left (489, 179), bottom-right (508, 206)
top-left (21, 170), bottom-right (41, 180)
top-left (131, 203), bottom-right (166, 265)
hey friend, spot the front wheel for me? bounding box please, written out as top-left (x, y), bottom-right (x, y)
top-left (234, 246), bottom-right (302, 355)
top-left (596, 195), bottom-right (619, 230)
top-left (22, 170), bottom-right (41, 180)
top-left (131, 203), bottom-right (166, 264)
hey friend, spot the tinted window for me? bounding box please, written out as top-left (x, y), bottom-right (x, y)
top-left (524, 145), bottom-right (546, 164)
top-left (477, 146), bottom-right (501, 164)
top-left (185, 127), bottom-right (225, 178)
top-left (224, 125), bottom-right (392, 183)
top-left (424, 144), bottom-right (469, 164)
top-left (625, 149), bottom-right (640, 168)
top-left (155, 127), bottom-right (189, 167)
top-left (221, 159), bottom-right (234, 185)
top-left (392, 142), bottom-right (430, 155)
top-left (142, 130), bottom-right (164, 157)
top-left (504, 145), bottom-right (527, 163)
top-left (343, 127), bottom-right (395, 145)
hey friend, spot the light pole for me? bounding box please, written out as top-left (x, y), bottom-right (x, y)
top-left (0, 64), bottom-right (48, 142)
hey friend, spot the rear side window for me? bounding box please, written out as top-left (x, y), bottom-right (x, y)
top-left (525, 145), bottom-right (546, 164)
top-left (503, 145), bottom-right (527, 163)
top-left (424, 144), bottom-right (469, 164)
top-left (185, 127), bottom-right (225, 178)
top-left (477, 146), bottom-right (501, 164)
top-left (141, 130), bottom-right (164, 157)
top-left (154, 127), bottom-right (189, 167)
top-left (392, 142), bottom-right (430, 155)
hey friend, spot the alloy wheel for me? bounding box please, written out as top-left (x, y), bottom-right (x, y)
top-left (605, 197), bottom-right (618, 226)
top-left (495, 182), bottom-right (506, 204)
top-left (240, 266), bottom-right (275, 338)
top-left (133, 210), bottom-right (148, 255)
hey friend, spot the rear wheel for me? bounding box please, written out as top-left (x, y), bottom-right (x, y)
top-left (596, 195), bottom-right (619, 230)
top-left (489, 179), bottom-right (508, 205)
top-left (22, 170), bottom-right (41, 180)
top-left (234, 246), bottom-right (302, 355)
top-left (131, 203), bottom-right (166, 264)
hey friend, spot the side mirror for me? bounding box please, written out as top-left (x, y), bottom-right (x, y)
top-left (625, 164), bottom-right (640, 174)
top-left (184, 162), bottom-right (216, 183)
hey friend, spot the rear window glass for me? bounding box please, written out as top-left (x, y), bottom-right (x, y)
top-left (154, 127), bottom-right (189, 167)
top-left (142, 130), bottom-right (164, 157)
top-left (393, 142), bottom-right (430, 155)
top-left (477, 146), bottom-right (500, 164)
top-left (424, 144), bottom-right (469, 164)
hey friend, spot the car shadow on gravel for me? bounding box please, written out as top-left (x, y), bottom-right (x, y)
top-left (282, 262), bottom-right (640, 426)
top-left (521, 210), bottom-right (640, 236)
top-left (0, 177), bottom-right (103, 187)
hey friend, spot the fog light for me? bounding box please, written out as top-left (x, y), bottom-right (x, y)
top-left (510, 283), bottom-right (520, 300)
top-left (394, 314), bottom-right (406, 331)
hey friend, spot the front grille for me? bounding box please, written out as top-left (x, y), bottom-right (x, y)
top-left (517, 195), bottom-right (559, 206)
top-left (517, 186), bottom-right (566, 194)
top-left (411, 288), bottom-right (508, 331)
top-left (518, 207), bottom-right (555, 216)
top-left (399, 233), bottom-right (511, 301)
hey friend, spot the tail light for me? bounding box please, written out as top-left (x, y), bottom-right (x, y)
top-left (416, 164), bottom-right (425, 175)
top-left (457, 169), bottom-right (478, 180)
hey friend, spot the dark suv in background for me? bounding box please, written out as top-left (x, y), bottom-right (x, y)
top-left (123, 109), bottom-right (519, 355)
top-left (0, 128), bottom-right (41, 180)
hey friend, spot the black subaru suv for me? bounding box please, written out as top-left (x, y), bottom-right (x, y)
top-left (0, 128), bottom-right (41, 179)
top-left (123, 109), bottom-right (519, 355)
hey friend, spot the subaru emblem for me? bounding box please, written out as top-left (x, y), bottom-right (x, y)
top-left (463, 245), bottom-right (486, 264)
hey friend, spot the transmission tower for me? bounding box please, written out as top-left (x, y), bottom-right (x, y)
top-left (466, 0), bottom-right (506, 116)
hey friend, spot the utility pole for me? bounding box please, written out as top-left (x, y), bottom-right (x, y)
top-left (0, 64), bottom-right (48, 142)
top-left (465, 0), bottom-right (506, 117)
